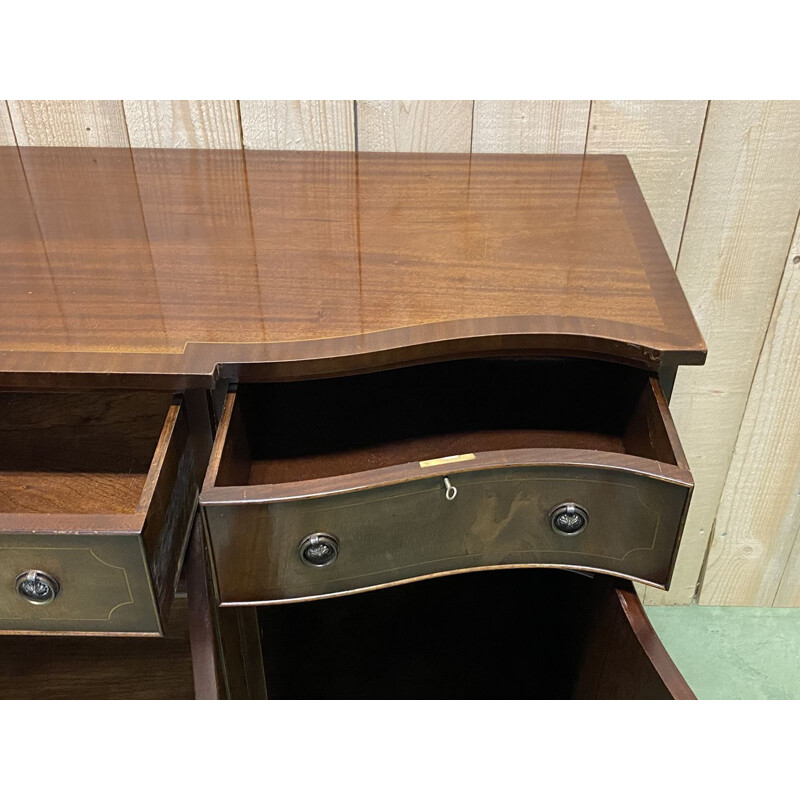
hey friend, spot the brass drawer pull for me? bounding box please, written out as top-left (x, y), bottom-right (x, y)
top-left (550, 503), bottom-right (589, 537)
top-left (443, 476), bottom-right (457, 501)
top-left (300, 533), bottom-right (340, 568)
top-left (15, 570), bottom-right (60, 605)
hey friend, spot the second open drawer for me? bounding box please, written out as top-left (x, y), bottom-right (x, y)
top-left (0, 391), bottom-right (198, 634)
top-left (200, 358), bottom-right (694, 604)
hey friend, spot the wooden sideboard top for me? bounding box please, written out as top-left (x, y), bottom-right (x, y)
top-left (0, 147), bottom-right (705, 388)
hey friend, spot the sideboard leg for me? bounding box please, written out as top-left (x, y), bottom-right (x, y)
top-left (186, 515), bottom-right (225, 699)
top-left (186, 514), bottom-right (266, 699)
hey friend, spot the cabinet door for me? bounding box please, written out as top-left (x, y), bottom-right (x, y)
top-left (253, 569), bottom-right (694, 700)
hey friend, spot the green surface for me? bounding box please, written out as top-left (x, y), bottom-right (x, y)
top-left (647, 605), bottom-right (800, 700)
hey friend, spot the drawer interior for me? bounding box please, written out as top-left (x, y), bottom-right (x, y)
top-left (0, 391), bottom-right (174, 515)
top-left (212, 358), bottom-right (680, 487)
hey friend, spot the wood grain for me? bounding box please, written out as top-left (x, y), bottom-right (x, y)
top-left (775, 478), bottom-right (800, 606)
top-left (0, 598), bottom-right (194, 699)
top-left (202, 365), bottom-right (692, 601)
top-left (0, 392), bottom-right (196, 634)
top-left (573, 581), bottom-right (695, 699)
top-left (357, 101), bottom-right (473, 152)
top-left (211, 361), bottom-right (688, 489)
top-left (0, 149), bottom-right (705, 388)
top-left (123, 101), bottom-right (241, 148)
top-left (471, 101), bottom-right (590, 154)
top-left (0, 102), bottom-right (15, 145)
top-left (186, 516), bottom-right (224, 699)
top-left (645, 101), bottom-right (800, 605)
top-left (700, 217), bottom-right (800, 606)
top-left (139, 399), bottom-right (197, 622)
top-left (0, 391), bottom-right (173, 514)
top-left (7, 101), bottom-right (129, 146)
top-left (0, 97), bottom-right (797, 609)
top-left (240, 101), bottom-right (354, 150)
top-left (586, 100), bottom-right (707, 262)
top-left (9, 145), bottom-right (169, 354)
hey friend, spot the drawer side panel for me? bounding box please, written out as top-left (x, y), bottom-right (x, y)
top-left (140, 401), bottom-right (198, 624)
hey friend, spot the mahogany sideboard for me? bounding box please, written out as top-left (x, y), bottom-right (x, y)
top-left (0, 147), bottom-right (705, 699)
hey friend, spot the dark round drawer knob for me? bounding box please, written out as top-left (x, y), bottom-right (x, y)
top-left (15, 570), bottom-right (60, 605)
top-left (299, 533), bottom-right (339, 568)
top-left (550, 503), bottom-right (589, 536)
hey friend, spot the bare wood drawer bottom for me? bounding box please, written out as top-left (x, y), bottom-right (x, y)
top-left (205, 464), bottom-right (691, 605)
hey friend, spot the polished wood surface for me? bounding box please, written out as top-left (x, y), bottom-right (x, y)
top-left (258, 569), bottom-right (693, 699)
top-left (0, 146), bottom-right (702, 697)
top-left (0, 147), bottom-right (704, 389)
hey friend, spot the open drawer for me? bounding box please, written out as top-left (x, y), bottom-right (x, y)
top-left (0, 392), bottom-right (197, 635)
top-left (201, 358), bottom-right (693, 604)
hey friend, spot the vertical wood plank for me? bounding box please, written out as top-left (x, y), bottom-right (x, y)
top-left (774, 468), bottom-right (800, 606)
top-left (471, 101), bottom-right (590, 154)
top-left (123, 101), bottom-right (241, 148)
top-left (7, 101), bottom-right (129, 147)
top-left (586, 100), bottom-right (707, 262)
top-left (0, 102), bottom-right (16, 145)
top-left (357, 101), bottom-right (473, 152)
top-left (240, 101), bottom-right (354, 150)
top-left (645, 101), bottom-right (800, 606)
top-left (700, 219), bottom-right (800, 606)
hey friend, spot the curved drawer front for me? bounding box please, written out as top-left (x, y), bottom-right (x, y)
top-left (0, 534), bottom-right (160, 634)
top-left (205, 464), bottom-right (691, 604)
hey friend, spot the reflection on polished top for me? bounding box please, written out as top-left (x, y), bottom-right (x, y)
top-left (0, 147), bottom-right (705, 388)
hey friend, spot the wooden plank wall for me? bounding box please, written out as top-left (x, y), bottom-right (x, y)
top-left (2, 99), bottom-right (799, 607)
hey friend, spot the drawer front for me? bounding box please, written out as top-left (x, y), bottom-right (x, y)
top-left (0, 392), bottom-right (199, 634)
top-left (0, 534), bottom-right (160, 634)
top-left (205, 465), bottom-right (690, 604)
